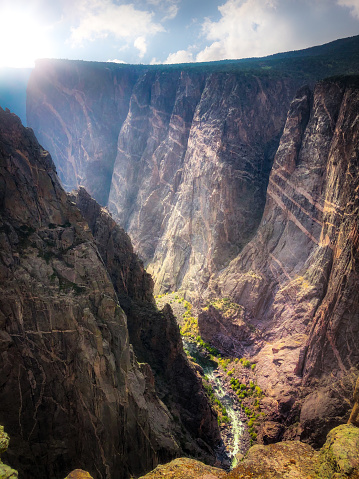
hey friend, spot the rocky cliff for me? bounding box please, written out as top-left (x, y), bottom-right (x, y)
top-left (26, 36), bottom-right (359, 299)
top-left (203, 76), bottom-right (359, 446)
top-left (26, 61), bottom-right (145, 205)
top-left (70, 187), bottom-right (220, 461)
top-left (0, 107), bottom-right (221, 479)
top-left (114, 71), bottom-right (295, 298)
top-left (24, 37), bottom-right (359, 452)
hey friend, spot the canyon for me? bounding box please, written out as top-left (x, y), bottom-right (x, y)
top-left (26, 35), bottom-right (359, 451)
top-left (0, 34), bottom-right (358, 478)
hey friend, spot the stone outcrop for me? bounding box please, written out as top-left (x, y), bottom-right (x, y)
top-left (0, 107), bottom-right (185, 479)
top-left (316, 424), bottom-right (359, 478)
top-left (197, 301), bottom-right (254, 357)
top-left (348, 377), bottom-right (359, 427)
top-left (70, 186), bottom-right (220, 461)
top-left (138, 457), bottom-right (227, 479)
top-left (65, 471), bottom-right (94, 479)
top-left (139, 423), bottom-right (359, 478)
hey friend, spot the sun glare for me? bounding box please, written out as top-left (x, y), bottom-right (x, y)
top-left (0, 7), bottom-right (52, 68)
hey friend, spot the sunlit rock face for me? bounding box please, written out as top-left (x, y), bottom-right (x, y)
top-left (120, 73), bottom-right (296, 298)
top-left (27, 60), bottom-right (299, 297)
top-left (212, 77), bottom-right (359, 446)
top-left (139, 423), bottom-right (359, 479)
top-left (0, 108), bottom-right (183, 479)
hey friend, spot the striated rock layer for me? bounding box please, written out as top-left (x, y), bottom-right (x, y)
top-left (205, 76), bottom-right (359, 446)
top-left (28, 62), bottom-right (297, 297)
top-left (0, 107), bottom-right (218, 479)
top-left (26, 60), bottom-right (144, 205)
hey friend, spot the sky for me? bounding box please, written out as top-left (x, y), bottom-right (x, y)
top-left (0, 0), bottom-right (359, 68)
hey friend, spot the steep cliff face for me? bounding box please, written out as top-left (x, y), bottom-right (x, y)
top-left (207, 77), bottom-right (359, 446)
top-left (26, 38), bottom-right (359, 299)
top-left (71, 187), bottom-right (220, 460)
top-left (26, 60), bottom-right (143, 205)
top-left (0, 108), bottom-right (182, 479)
top-left (27, 60), bottom-right (298, 297)
top-left (24, 42), bottom-right (359, 451)
top-left (131, 73), bottom-right (296, 297)
top-left (108, 69), bottom-right (206, 265)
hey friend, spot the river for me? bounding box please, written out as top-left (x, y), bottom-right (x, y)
top-left (183, 340), bottom-right (246, 468)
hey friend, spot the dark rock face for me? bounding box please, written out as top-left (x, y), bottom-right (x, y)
top-left (214, 77), bottom-right (359, 446)
top-left (71, 187), bottom-right (221, 461)
top-left (197, 303), bottom-right (254, 357)
top-left (0, 108), bottom-right (181, 479)
top-left (126, 73), bottom-right (295, 298)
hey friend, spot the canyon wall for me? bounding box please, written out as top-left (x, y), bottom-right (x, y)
top-left (27, 60), bottom-right (304, 298)
top-left (25, 39), bottom-right (359, 450)
top-left (27, 60), bottom-right (144, 205)
top-left (0, 108), bottom-right (219, 479)
top-left (109, 70), bottom-right (298, 297)
top-left (70, 187), bottom-right (220, 460)
top-left (26, 38), bottom-right (359, 299)
top-left (203, 76), bottom-right (359, 446)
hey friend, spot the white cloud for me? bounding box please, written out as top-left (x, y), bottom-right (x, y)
top-left (164, 49), bottom-right (194, 64)
top-left (134, 36), bottom-right (147, 58)
top-left (161, 4), bottom-right (179, 21)
top-left (337, 0), bottom-right (359, 17)
top-left (195, 0), bottom-right (291, 62)
top-left (69, 1), bottom-right (164, 46)
top-left (163, 0), bottom-right (357, 64)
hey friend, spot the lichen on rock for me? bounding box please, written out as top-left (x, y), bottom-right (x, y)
top-left (0, 426), bottom-right (18, 479)
top-left (64, 470), bottom-right (94, 479)
top-left (348, 377), bottom-right (359, 427)
top-left (316, 424), bottom-right (359, 478)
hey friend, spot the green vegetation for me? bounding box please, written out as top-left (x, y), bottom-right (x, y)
top-left (205, 297), bottom-right (243, 319)
top-left (154, 291), bottom-right (265, 443)
top-left (239, 358), bottom-right (252, 368)
top-left (229, 377), bottom-right (263, 399)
